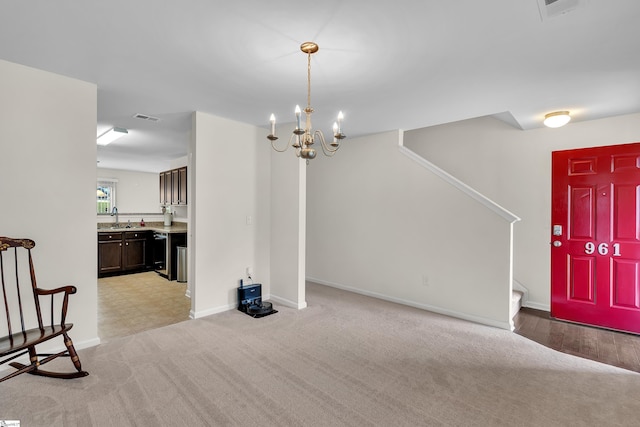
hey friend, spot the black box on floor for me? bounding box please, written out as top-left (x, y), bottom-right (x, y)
top-left (237, 283), bottom-right (277, 318)
top-left (238, 283), bottom-right (262, 309)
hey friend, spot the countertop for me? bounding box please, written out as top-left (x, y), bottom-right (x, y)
top-left (97, 222), bottom-right (187, 234)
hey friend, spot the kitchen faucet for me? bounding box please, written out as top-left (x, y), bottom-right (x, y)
top-left (111, 206), bottom-right (119, 227)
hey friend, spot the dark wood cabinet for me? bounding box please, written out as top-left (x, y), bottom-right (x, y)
top-left (98, 231), bottom-right (151, 276)
top-left (160, 170), bottom-right (172, 205)
top-left (98, 232), bottom-right (123, 275)
top-left (177, 167), bottom-right (187, 205)
top-left (159, 166), bottom-right (187, 206)
top-left (123, 231), bottom-right (147, 271)
top-left (159, 171), bottom-right (168, 205)
top-left (171, 169), bottom-right (179, 204)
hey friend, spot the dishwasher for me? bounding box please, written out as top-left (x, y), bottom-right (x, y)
top-left (153, 231), bottom-right (168, 277)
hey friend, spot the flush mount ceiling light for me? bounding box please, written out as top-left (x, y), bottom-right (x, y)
top-left (267, 42), bottom-right (346, 161)
top-left (543, 111), bottom-right (571, 128)
top-left (97, 127), bottom-right (128, 146)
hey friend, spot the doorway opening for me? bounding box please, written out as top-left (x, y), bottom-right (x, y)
top-left (98, 271), bottom-right (191, 341)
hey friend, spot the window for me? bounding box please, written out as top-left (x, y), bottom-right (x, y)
top-left (97, 179), bottom-right (117, 214)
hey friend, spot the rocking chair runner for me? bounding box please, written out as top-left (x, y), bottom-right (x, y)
top-left (0, 237), bottom-right (88, 383)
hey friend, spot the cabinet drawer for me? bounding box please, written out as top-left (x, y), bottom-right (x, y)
top-left (124, 231), bottom-right (148, 240)
top-left (98, 232), bottom-right (123, 241)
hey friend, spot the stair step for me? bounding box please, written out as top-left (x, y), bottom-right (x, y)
top-left (511, 290), bottom-right (524, 318)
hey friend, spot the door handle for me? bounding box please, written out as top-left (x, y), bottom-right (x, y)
top-left (553, 241), bottom-right (562, 247)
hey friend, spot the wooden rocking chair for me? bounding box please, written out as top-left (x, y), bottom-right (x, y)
top-left (0, 237), bottom-right (88, 383)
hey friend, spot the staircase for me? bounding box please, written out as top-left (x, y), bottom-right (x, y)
top-left (511, 290), bottom-right (524, 318)
top-left (398, 142), bottom-right (522, 329)
top-left (511, 279), bottom-right (528, 319)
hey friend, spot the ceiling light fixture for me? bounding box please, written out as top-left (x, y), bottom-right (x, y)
top-left (267, 42), bottom-right (346, 161)
top-left (543, 111), bottom-right (571, 128)
top-left (97, 127), bottom-right (128, 146)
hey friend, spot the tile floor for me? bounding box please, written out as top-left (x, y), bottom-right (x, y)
top-left (98, 271), bottom-right (191, 341)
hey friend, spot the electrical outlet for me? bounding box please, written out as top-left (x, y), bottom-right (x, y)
top-left (246, 266), bottom-right (253, 276)
top-left (246, 215), bottom-right (252, 225)
top-left (422, 275), bottom-right (429, 286)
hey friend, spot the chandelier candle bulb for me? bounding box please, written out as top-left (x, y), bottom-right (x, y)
top-left (332, 122), bottom-right (339, 144)
top-left (269, 114), bottom-right (276, 136)
top-left (337, 111), bottom-right (344, 134)
top-left (295, 105), bottom-right (302, 130)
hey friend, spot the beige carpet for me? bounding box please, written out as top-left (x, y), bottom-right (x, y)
top-left (2, 283), bottom-right (640, 426)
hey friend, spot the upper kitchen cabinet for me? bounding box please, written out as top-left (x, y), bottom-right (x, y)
top-left (160, 166), bottom-right (187, 206)
top-left (159, 171), bottom-right (169, 205)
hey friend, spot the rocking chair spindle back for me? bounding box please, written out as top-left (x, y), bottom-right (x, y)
top-left (0, 237), bottom-right (88, 383)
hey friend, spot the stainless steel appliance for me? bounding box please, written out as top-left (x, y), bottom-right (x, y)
top-left (153, 231), bottom-right (168, 277)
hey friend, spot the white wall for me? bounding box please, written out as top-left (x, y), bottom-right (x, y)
top-left (269, 131), bottom-right (307, 309)
top-left (95, 164), bottom-right (190, 224)
top-left (169, 156), bottom-right (188, 170)
top-left (190, 112), bottom-right (271, 317)
top-left (96, 168), bottom-right (160, 217)
top-left (403, 113), bottom-right (640, 310)
top-left (307, 130), bottom-right (515, 328)
top-left (0, 59), bottom-right (98, 349)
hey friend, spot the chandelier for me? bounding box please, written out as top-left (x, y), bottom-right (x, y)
top-left (267, 42), bottom-right (346, 160)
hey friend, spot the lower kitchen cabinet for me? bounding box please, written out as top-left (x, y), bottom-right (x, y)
top-left (123, 231), bottom-right (147, 270)
top-left (98, 230), bottom-right (151, 276)
top-left (98, 233), bottom-right (123, 274)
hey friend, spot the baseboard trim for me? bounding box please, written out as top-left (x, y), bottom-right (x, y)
top-left (77, 337), bottom-right (101, 350)
top-left (307, 277), bottom-right (512, 330)
top-left (190, 291), bottom-right (283, 319)
top-left (522, 301), bottom-right (550, 312)
top-left (191, 303), bottom-right (236, 319)
top-left (270, 294), bottom-right (307, 310)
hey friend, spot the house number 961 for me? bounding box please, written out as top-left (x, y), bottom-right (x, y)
top-left (585, 242), bottom-right (621, 256)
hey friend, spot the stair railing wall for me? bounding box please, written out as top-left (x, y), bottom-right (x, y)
top-left (306, 129), bottom-right (520, 330)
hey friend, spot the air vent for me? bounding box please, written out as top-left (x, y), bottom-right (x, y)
top-left (537, 0), bottom-right (587, 21)
top-left (133, 113), bottom-right (161, 122)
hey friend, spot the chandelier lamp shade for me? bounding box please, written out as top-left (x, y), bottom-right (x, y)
top-left (543, 111), bottom-right (571, 128)
top-left (267, 42), bottom-right (346, 161)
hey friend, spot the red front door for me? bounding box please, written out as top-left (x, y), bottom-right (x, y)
top-left (551, 142), bottom-right (640, 334)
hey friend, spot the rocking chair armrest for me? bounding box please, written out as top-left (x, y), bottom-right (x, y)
top-left (34, 285), bottom-right (77, 325)
top-left (35, 285), bottom-right (78, 296)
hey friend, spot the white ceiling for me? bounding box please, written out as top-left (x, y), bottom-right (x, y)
top-left (1, 0), bottom-right (639, 172)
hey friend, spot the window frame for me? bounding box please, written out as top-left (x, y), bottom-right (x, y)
top-left (97, 178), bottom-right (118, 214)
